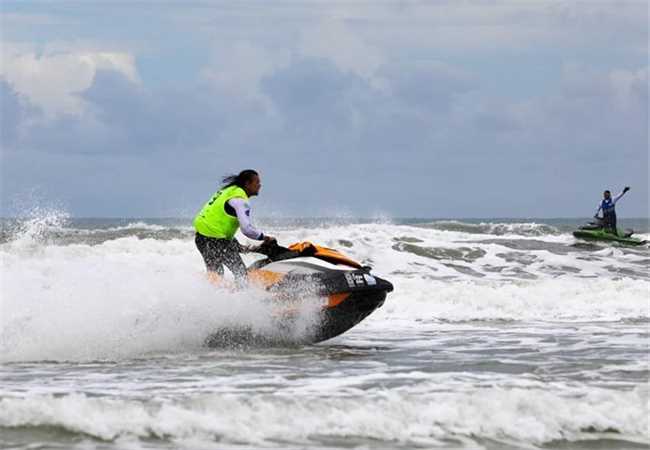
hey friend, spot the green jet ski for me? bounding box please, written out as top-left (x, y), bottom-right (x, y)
top-left (573, 221), bottom-right (647, 246)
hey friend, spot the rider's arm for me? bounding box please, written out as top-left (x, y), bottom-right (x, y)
top-left (228, 198), bottom-right (265, 240)
top-left (612, 190), bottom-right (627, 205)
top-left (594, 202), bottom-right (602, 217)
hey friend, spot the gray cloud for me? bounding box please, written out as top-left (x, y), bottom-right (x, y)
top-left (0, 80), bottom-right (20, 147)
top-left (1, 3), bottom-right (647, 218)
top-left (81, 70), bottom-right (225, 153)
top-left (380, 61), bottom-right (475, 116)
top-left (4, 56), bottom-right (648, 217)
top-left (1, 78), bottom-right (31, 148)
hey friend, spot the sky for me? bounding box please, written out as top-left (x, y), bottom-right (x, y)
top-left (1, 0), bottom-right (648, 218)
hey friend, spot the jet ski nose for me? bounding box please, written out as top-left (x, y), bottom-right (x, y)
top-left (380, 278), bottom-right (394, 293)
top-left (361, 274), bottom-right (392, 293)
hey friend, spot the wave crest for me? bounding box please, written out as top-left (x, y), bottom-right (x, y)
top-left (414, 220), bottom-right (562, 236)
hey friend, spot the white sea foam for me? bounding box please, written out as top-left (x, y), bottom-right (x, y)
top-left (1, 220), bottom-right (648, 361)
top-left (378, 277), bottom-right (650, 322)
top-left (0, 237), bottom-right (323, 361)
top-left (0, 386), bottom-right (647, 445)
top-left (1, 216), bottom-right (648, 450)
top-left (2, 207), bottom-right (70, 245)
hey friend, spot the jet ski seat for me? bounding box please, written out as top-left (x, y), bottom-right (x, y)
top-left (249, 241), bottom-right (366, 270)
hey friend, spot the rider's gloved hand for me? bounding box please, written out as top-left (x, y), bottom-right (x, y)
top-left (623, 186), bottom-right (630, 193)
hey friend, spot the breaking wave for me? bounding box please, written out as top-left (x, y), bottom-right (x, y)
top-left (1, 386), bottom-right (647, 446)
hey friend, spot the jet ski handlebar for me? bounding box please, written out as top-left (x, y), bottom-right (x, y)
top-left (242, 240), bottom-right (296, 259)
top-left (246, 240), bottom-right (374, 269)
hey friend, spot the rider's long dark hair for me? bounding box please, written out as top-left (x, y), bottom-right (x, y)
top-left (221, 169), bottom-right (258, 189)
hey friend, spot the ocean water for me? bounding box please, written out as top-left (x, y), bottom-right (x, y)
top-left (0, 215), bottom-right (648, 449)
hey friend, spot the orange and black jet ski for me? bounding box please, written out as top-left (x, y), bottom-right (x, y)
top-left (205, 241), bottom-right (393, 346)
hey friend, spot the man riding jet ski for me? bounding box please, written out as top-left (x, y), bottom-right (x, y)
top-left (594, 186), bottom-right (630, 234)
top-left (193, 170), bottom-right (276, 286)
top-left (573, 186), bottom-right (646, 246)
top-left (204, 241), bottom-right (394, 346)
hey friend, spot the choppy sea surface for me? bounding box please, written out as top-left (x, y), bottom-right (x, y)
top-left (1, 215), bottom-right (648, 450)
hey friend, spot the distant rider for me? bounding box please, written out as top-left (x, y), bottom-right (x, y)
top-left (194, 169), bottom-right (276, 282)
top-left (594, 186), bottom-right (630, 234)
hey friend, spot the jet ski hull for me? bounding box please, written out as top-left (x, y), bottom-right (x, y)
top-left (315, 288), bottom-right (387, 343)
top-left (204, 289), bottom-right (388, 347)
top-left (205, 243), bottom-right (394, 347)
top-left (573, 229), bottom-right (646, 246)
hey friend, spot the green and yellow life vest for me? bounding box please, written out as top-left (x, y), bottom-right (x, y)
top-left (193, 185), bottom-right (248, 239)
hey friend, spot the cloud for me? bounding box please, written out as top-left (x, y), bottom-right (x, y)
top-left (607, 67), bottom-right (648, 114)
top-left (380, 61), bottom-right (475, 116)
top-left (1, 2), bottom-right (647, 217)
top-left (1, 45), bottom-right (139, 117)
top-left (282, 1), bottom-right (646, 60)
top-left (1, 79), bottom-right (25, 147)
top-left (200, 18), bottom-right (385, 107)
top-left (8, 67), bottom-right (271, 159)
top-left (201, 41), bottom-right (287, 104)
top-left (299, 19), bottom-right (385, 84)
top-left (261, 57), bottom-right (366, 127)
top-left (441, 63), bottom-right (649, 171)
top-left (552, 64), bottom-right (648, 144)
top-left (26, 70), bottom-right (221, 154)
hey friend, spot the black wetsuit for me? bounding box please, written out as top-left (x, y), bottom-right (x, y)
top-left (596, 193), bottom-right (626, 235)
top-left (602, 209), bottom-right (617, 234)
top-left (194, 233), bottom-right (247, 280)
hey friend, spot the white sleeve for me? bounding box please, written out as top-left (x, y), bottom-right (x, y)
top-left (612, 191), bottom-right (626, 205)
top-left (228, 198), bottom-right (264, 240)
top-left (595, 202), bottom-right (602, 216)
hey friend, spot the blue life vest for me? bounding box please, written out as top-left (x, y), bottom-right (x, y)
top-left (601, 198), bottom-right (616, 215)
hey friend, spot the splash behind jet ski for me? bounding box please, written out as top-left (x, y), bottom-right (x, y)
top-left (573, 219), bottom-right (647, 246)
top-left (204, 241), bottom-right (393, 346)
